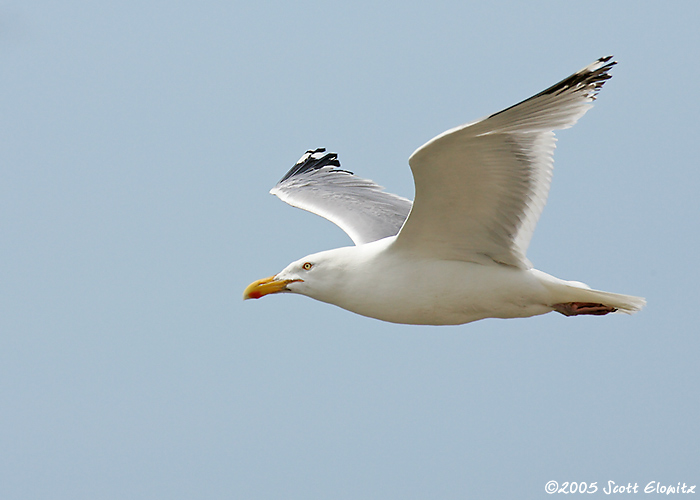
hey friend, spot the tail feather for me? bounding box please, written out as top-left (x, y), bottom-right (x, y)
top-left (562, 287), bottom-right (646, 315)
top-left (535, 270), bottom-right (646, 315)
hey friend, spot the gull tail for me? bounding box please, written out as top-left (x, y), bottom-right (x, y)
top-left (535, 271), bottom-right (646, 316)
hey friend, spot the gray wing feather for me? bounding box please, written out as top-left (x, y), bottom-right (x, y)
top-left (270, 149), bottom-right (412, 245)
top-left (396, 56), bottom-right (616, 268)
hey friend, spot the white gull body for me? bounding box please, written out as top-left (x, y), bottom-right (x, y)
top-left (244, 57), bottom-right (645, 325)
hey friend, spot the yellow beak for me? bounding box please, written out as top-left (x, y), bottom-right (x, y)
top-left (243, 275), bottom-right (302, 300)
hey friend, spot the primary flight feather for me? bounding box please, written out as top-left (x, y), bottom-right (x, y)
top-left (243, 56), bottom-right (645, 325)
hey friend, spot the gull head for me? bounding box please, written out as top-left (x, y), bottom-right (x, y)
top-left (243, 247), bottom-right (357, 302)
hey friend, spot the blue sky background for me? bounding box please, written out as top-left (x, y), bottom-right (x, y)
top-left (2, 1), bottom-right (698, 498)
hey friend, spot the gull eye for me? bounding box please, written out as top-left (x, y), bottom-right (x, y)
top-left (302, 262), bottom-right (313, 270)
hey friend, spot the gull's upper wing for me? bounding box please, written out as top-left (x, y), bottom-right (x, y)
top-left (270, 148), bottom-right (412, 245)
top-left (394, 56), bottom-right (616, 269)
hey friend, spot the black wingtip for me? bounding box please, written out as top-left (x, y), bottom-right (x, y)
top-left (277, 148), bottom-right (351, 184)
top-left (488, 56), bottom-right (617, 120)
top-left (541, 55), bottom-right (617, 99)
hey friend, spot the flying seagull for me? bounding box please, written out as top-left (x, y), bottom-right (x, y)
top-left (243, 56), bottom-right (645, 325)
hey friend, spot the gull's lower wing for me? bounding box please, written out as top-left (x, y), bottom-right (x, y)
top-left (270, 149), bottom-right (413, 245)
top-left (395, 56), bottom-right (616, 268)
